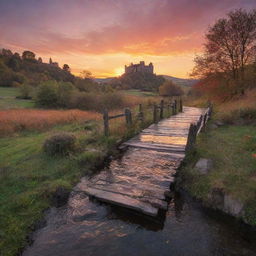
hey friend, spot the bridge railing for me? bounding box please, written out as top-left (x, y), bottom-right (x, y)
top-left (185, 103), bottom-right (213, 154)
top-left (103, 98), bottom-right (183, 136)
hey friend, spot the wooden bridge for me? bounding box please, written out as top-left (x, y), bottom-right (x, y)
top-left (75, 106), bottom-right (211, 217)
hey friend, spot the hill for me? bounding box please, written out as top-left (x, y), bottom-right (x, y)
top-left (94, 75), bottom-right (198, 88)
top-left (162, 75), bottom-right (198, 87)
top-left (0, 48), bottom-right (75, 87)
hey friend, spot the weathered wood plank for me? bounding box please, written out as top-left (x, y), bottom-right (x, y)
top-left (83, 187), bottom-right (159, 217)
top-left (78, 106), bottom-right (209, 217)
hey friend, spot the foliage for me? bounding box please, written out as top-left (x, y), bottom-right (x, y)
top-left (22, 50), bottom-right (36, 61)
top-left (74, 77), bottom-right (99, 92)
top-left (108, 72), bottom-right (165, 92)
top-left (62, 64), bottom-right (70, 72)
top-left (159, 80), bottom-right (184, 96)
top-left (0, 49), bottom-right (75, 87)
top-left (56, 81), bottom-right (75, 107)
top-left (70, 92), bottom-right (124, 111)
top-left (36, 80), bottom-right (58, 107)
top-left (17, 84), bottom-right (33, 99)
top-left (43, 132), bottom-right (77, 156)
top-left (191, 9), bottom-right (256, 99)
top-left (193, 9), bottom-right (256, 80)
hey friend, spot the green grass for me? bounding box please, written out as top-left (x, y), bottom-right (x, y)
top-left (0, 87), bottom-right (34, 109)
top-left (0, 95), bottom-right (173, 255)
top-left (180, 124), bottom-right (256, 225)
top-left (0, 121), bottom-right (120, 256)
top-left (121, 89), bottom-right (158, 97)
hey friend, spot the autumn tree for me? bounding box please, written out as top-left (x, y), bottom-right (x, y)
top-left (159, 81), bottom-right (184, 97)
top-left (192, 9), bottom-right (256, 94)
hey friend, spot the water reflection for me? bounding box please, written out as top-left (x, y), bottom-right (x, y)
top-left (23, 191), bottom-right (256, 256)
top-left (140, 134), bottom-right (187, 145)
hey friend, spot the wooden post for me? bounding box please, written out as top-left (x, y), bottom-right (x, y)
top-left (138, 104), bottom-right (144, 122)
top-left (171, 102), bottom-right (175, 116)
top-left (160, 100), bottom-right (164, 119)
top-left (125, 108), bottom-right (132, 127)
top-left (174, 100), bottom-right (177, 114)
top-left (103, 109), bottom-right (109, 136)
top-left (196, 115), bottom-right (203, 134)
top-left (153, 104), bottom-right (157, 123)
top-left (179, 98), bottom-right (183, 112)
top-left (203, 113), bottom-right (207, 127)
top-left (185, 123), bottom-right (197, 153)
top-left (167, 102), bottom-right (170, 117)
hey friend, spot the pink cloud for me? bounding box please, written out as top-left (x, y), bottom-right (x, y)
top-left (1, 0), bottom-right (256, 56)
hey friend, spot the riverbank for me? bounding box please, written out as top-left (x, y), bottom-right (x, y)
top-left (177, 117), bottom-right (256, 227)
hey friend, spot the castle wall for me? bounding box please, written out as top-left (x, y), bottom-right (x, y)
top-left (125, 62), bottom-right (153, 74)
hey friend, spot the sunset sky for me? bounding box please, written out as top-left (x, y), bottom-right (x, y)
top-left (1, 0), bottom-right (256, 78)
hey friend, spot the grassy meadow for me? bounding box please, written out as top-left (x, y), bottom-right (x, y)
top-left (0, 87), bottom-right (35, 109)
top-left (0, 86), bottom-right (162, 256)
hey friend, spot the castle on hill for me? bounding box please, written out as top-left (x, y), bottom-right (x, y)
top-left (125, 61), bottom-right (153, 74)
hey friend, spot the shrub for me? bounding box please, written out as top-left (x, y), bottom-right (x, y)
top-left (69, 92), bottom-right (96, 110)
top-left (70, 92), bottom-right (126, 111)
top-left (43, 132), bottom-right (77, 156)
top-left (76, 150), bottom-right (104, 167)
top-left (159, 81), bottom-right (184, 97)
top-left (17, 84), bottom-right (33, 99)
top-left (57, 81), bottom-right (75, 107)
top-left (36, 80), bottom-right (58, 107)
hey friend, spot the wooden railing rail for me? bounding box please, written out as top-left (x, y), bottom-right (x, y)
top-left (103, 97), bottom-right (183, 136)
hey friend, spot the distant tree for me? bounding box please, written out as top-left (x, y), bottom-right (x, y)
top-left (57, 82), bottom-right (75, 107)
top-left (119, 72), bottom-right (165, 91)
top-left (8, 57), bottom-right (21, 71)
top-left (22, 51), bottom-right (36, 61)
top-left (159, 81), bottom-right (184, 97)
top-left (36, 80), bottom-right (58, 107)
top-left (13, 52), bottom-right (21, 59)
top-left (74, 77), bottom-right (98, 92)
top-left (0, 49), bottom-right (13, 57)
top-left (192, 9), bottom-right (256, 94)
top-left (80, 70), bottom-right (93, 79)
top-left (38, 57), bottom-right (43, 63)
top-left (63, 64), bottom-right (70, 72)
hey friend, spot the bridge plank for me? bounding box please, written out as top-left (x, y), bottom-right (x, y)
top-left (83, 187), bottom-right (159, 217)
top-left (75, 106), bottom-right (208, 217)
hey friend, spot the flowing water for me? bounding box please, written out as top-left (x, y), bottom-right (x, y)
top-left (23, 190), bottom-right (256, 256)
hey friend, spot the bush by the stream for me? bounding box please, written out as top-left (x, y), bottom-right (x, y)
top-left (43, 132), bottom-right (77, 156)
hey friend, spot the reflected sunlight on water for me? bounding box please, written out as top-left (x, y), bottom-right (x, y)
top-left (140, 135), bottom-right (187, 145)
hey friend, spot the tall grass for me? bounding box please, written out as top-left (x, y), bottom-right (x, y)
top-left (0, 109), bottom-right (100, 136)
top-left (214, 88), bottom-right (256, 123)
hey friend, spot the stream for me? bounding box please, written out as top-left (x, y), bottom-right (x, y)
top-left (23, 190), bottom-right (256, 256)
